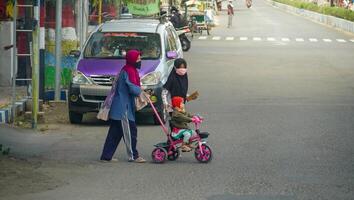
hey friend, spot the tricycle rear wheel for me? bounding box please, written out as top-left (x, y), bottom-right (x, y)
top-left (152, 147), bottom-right (167, 163)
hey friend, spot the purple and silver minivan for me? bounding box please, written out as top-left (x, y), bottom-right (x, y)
top-left (68, 19), bottom-right (183, 124)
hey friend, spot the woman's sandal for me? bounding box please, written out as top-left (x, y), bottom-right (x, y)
top-left (100, 158), bottom-right (118, 163)
top-left (129, 157), bottom-right (147, 163)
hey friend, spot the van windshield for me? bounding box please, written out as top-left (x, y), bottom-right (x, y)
top-left (83, 32), bottom-right (161, 59)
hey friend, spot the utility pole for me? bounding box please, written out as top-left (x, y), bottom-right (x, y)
top-left (39, 0), bottom-right (45, 101)
top-left (78, 0), bottom-right (88, 49)
top-left (11, 0), bottom-right (17, 124)
top-left (55, 0), bottom-right (62, 101)
top-left (75, 0), bottom-right (84, 50)
top-left (32, 0), bottom-right (40, 128)
top-left (117, 0), bottom-right (121, 18)
top-left (98, 0), bottom-right (102, 24)
top-left (83, 0), bottom-right (89, 42)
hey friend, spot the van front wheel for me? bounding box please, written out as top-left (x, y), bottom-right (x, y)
top-left (153, 106), bottom-right (168, 125)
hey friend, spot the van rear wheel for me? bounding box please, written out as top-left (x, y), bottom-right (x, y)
top-left (69, 111), bottom-right (83, 124)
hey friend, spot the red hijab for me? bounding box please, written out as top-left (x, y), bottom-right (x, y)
top-left (122, 50), bottom-right (141, 87)
top-left (172, 96), bottom-right (184, 109)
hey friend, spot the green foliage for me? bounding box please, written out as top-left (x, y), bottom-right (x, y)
top-left (274, 0), bottom-right (354, 22)
top-left (45, 67), bottom-right (73, 89)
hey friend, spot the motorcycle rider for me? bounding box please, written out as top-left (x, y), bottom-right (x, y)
top-left (170, 6), bottom-right (185, 28)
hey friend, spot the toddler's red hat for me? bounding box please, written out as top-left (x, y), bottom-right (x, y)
top-left (172, 96), bottom-right (184, 108)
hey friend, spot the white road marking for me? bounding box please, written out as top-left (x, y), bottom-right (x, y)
top-left (336, 39), bottom-right (346, 43)
top-left (253, 37), bottom-right (262, 41)
top-left (197, 36), bottom-right (353, 44)
top-left (281, 38), bottom-right (290, 42)
top-left (267, 37), bottom-right (276, 41)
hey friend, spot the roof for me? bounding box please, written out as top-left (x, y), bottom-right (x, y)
top-left (100, 19), bottom-right (163, 33)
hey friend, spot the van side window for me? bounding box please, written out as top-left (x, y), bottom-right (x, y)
top-left (165, 29), bottom-right (177, 52)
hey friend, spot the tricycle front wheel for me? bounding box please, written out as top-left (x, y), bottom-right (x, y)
top-left (194, 144), bottom-right (212, 163)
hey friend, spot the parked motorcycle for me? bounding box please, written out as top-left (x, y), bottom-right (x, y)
top-left (175, 26), bottom-right (192, 52)
top-left (246, 0), bottom-right (252, 8)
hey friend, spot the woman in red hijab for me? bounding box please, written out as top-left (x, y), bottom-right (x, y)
top-left (100, 50), bottom-right (146, 163)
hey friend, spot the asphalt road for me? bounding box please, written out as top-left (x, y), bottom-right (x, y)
top-left (1, 0), bottom-right (354, 199)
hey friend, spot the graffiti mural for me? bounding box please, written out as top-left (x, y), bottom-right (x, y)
top-left (45, 0), bottom-right (78, 89)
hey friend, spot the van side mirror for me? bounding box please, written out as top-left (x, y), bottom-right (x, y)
top-left (69, 50), bottom-right (81, 58)
top-left (166, 51), bottom-right (178, 59)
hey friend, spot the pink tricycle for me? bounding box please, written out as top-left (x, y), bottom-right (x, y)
top-left (147, 97), bottom-right (212, 163)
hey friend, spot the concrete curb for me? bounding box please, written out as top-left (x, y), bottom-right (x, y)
top-left (0, 90), bottom-right (68, 124)
top-left (0, 99), bottom-right (27, 124)
top-left (268, 0), bottom-right (354, 34)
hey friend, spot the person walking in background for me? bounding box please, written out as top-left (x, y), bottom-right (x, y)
top-left (121, 3), bottom-right (129, 14)
top-left (170, 6), bottom-right (185, 28)
top-left (227, 0), bottom-right (234, 28)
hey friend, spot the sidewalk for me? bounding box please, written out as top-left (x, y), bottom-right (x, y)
top-left (268, 0), bottom-right (354, 34)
